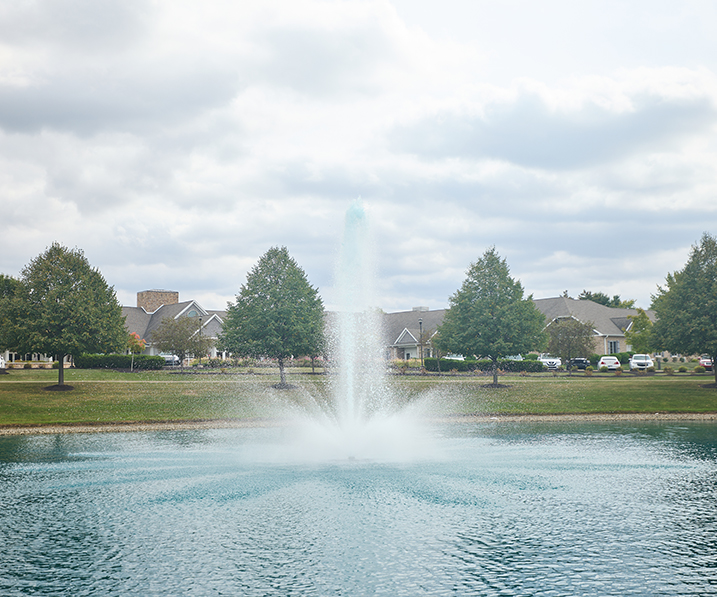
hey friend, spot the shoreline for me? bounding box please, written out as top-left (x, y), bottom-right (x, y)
top-left (2, 412), bottom-right (717, 435)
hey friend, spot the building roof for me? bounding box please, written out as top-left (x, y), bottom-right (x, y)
top-left (122, 300), bottom-right (226, 340)
top-left (532, 297), bottom-right (656, 337)
top-left (383, 308), bottom-right (447, 346)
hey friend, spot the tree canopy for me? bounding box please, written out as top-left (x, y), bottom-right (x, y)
top-left (578, 290), bottom-right (635, 309)
top-left (624, 308), bottom-right (654, 354)
top-left (547, 317), bottom-right (595, 374)
top-left (437, 247), bottom-right (546, 385)
top-left (651, 232), bottom-right (717, 384)
top-left (150, 316), bottom-right (212, 371)
top-left (219, 246), bottom-right (324, 387)
top-left (7, 243), bottom-right (126, 387)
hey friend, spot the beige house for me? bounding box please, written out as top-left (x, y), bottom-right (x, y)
top-left (533, 296), bottom-right (657, 355)
top-left (122, 290), bottom-right (227, 359)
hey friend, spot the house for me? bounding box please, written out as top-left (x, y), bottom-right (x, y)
top-left (380, 297), bottom-right (657, 361)
top-left (383, 307), bottom-right (446, 360)
top-left (122, 290), bottom-right (227, 359)
top-left (533, 296), bottom-right (657, 355)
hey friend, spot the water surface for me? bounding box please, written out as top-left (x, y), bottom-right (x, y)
top-left (1, 421), bottom-right (716, 596)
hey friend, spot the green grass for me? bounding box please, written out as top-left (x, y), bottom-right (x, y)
top-left (1, 368), bottom-right (715, 427)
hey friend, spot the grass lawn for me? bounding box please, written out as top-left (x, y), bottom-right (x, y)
top-left (1, 368), bottom-right (716, 427)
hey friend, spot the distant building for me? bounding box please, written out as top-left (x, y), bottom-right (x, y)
top-left (122, 290), bottom-right (226, 359)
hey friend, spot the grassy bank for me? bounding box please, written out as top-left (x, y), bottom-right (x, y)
top-left (1, 368), bottom-right (716, 427)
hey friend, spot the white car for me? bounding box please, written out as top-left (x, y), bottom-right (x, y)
top-left (161, 354), bottom-right (180, 365)
top-left (0, 355), bottom-right (5, 369)
top-left (539, 353), bottom-right (562, 370)
top-left (597, 356), bottom-right (621, 370)
top-left (629, 354), bottom-right (654, 370)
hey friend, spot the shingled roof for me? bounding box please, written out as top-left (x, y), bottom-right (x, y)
top-left (532, 296), bottom-right (656, 336)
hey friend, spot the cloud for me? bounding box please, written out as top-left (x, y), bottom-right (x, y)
top-left (389, 89), bottom-right (717, 169)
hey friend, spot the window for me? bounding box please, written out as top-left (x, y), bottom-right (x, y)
top-left (608, 340), bottom-right (619, 354)
top-left (188, 310), bottom-right (198, 317)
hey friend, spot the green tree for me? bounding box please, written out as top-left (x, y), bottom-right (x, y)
top-left (219, 246), bottom-right (324, 388)
top-left (547, 317), bottom-right (595, 375)
top-left (438, 247), bottom-right (546, 385)
top-left (10, 243), bottom-right (126, 388)
top-left (0, 274), bottom-right (22, 353)
top-left (624, 308), bottom-right (654, 354)
top-left (578, 290), bottom-right (635, 309)
top-left (651, 232), bottom-right (717, 384)
top-left (150, 316), bottom-right (212, 371)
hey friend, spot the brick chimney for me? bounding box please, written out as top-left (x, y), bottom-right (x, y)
top-left (137, 290), bottom-right (179, 313)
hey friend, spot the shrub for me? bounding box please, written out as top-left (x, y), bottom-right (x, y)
top-left (52, 361), bottom-right (60, 369)
top-left (23, 363), bottom-right (32, 369)
top-left (75, 354), bottom-right (165, 370)
top-left (678, 366), bottom-right (688, 373)
top-left (523, 353), bottom-right (540, 360)
top-left (664, 366), bottom-right (674, 375)
top-left (423, 358), bottom-right (545, 373)
top-left (599, 366), bottom-right (608, 373)
top-left (646, 366), bottom-right (655, 372)
top-left (694, 365), bottom-right (706, 373)
top-left (589, 354), bottom-right (601, 367)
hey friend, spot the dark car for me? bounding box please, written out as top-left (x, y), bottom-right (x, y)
top-left (568, 358), bottom-right (590, 370)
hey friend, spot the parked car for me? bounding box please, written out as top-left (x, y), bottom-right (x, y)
top-left (568, 357), bottom-right (590, 370)
top-left (629, 354), bottom-right (654, 371)
top-left (597, 356), bottom-right (621, 370)
top-left (161, 354), bottom-right (180, 366)
top-left (539, 354), bottom-right (562, 370)
top-left (699, 355), bottom-right (713, 371)
top-left (0, 355), bottom-right (5, 369)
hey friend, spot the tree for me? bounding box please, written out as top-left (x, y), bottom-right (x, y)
top-left (9, 243), bottom-right (126, 388)
top-left (578, 290), bottom-right (635, 309)
top-left (651, 232), bottom-right (717, 385)
top-left (624, 308), bottom-right (654, 354)
top-left (547, 317), bottom-right (595, 375)
top-left (127, 331), bottom-right (147, 372)
top-left (150, 316), bottom-right (212, 371)
top-left (219, 246), bottom-right (324, 388)
top-left (0, 274), bottom-right (21, 353)
top-left (438, 247), bottom-right (546, 385)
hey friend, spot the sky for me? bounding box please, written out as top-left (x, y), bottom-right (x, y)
top-left (1, 0), bottom-right (716, 313)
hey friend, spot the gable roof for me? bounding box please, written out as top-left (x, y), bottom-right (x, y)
top-left (123, 300), bottom-right (226, 341)
top-left (532, 297), bottom-right (656, 337)
top-left (383, 309), bottom-right (446, 346)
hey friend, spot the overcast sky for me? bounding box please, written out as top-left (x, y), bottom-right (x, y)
top-left (1, 0), bottom-right (716, 312)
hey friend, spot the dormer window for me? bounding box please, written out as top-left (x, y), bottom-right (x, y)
top-left (188, 310), bottom-right (198, 317)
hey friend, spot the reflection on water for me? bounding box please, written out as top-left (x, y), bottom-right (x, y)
top-left (1, 422), bottom-right (716, 596)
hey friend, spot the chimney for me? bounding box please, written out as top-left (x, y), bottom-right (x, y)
top-left (137, 290), bottom-right (179, 313)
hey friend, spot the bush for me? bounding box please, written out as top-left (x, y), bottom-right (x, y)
top-left (523, 353), bottom-right (540, 360)
top-left (678, 366), bottom-right (688, 373)
top-left (589, 354), bottom-right (602, 367)
top-left (694, 365), bottom-right (706, 373)
top-left (646, 366), bottom-right (655, 373)
top-left (75, 354), bottom-right (165, 370)
top-left (52, 361), bottom-right (60, 369)
top-left (584, 366), bottom-right (593, 376)
top-left (599, 366), bottom-right (608, 373)
top-left (23, 363), bottom-right (32, 369)
top-left (423, 358), bottom-right (545, 373)
top-left (664, 366), bottom-right (674, 375)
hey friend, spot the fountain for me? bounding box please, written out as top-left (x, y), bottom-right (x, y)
top-left (1, 203), bottom-right (717, 595)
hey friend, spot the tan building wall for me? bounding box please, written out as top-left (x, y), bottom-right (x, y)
top-left (137, 290), bottom-right (179, 313)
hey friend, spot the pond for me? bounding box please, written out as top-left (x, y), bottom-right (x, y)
top-left (1, 421), bottom-right (716, 596)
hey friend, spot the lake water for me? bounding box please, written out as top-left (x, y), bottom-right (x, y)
top-left (1, 421), bottom-right (716, 596)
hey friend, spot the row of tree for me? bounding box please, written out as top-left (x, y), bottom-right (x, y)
top-left (2, 233), bottom-right (716, 388)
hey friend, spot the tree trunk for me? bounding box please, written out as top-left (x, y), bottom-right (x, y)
top-left (492, 357), bottom-right (498, 385)
top-left (57, 354), bottom-right (65, 386)
top-left (278, 357), bottom-right (286, 386)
